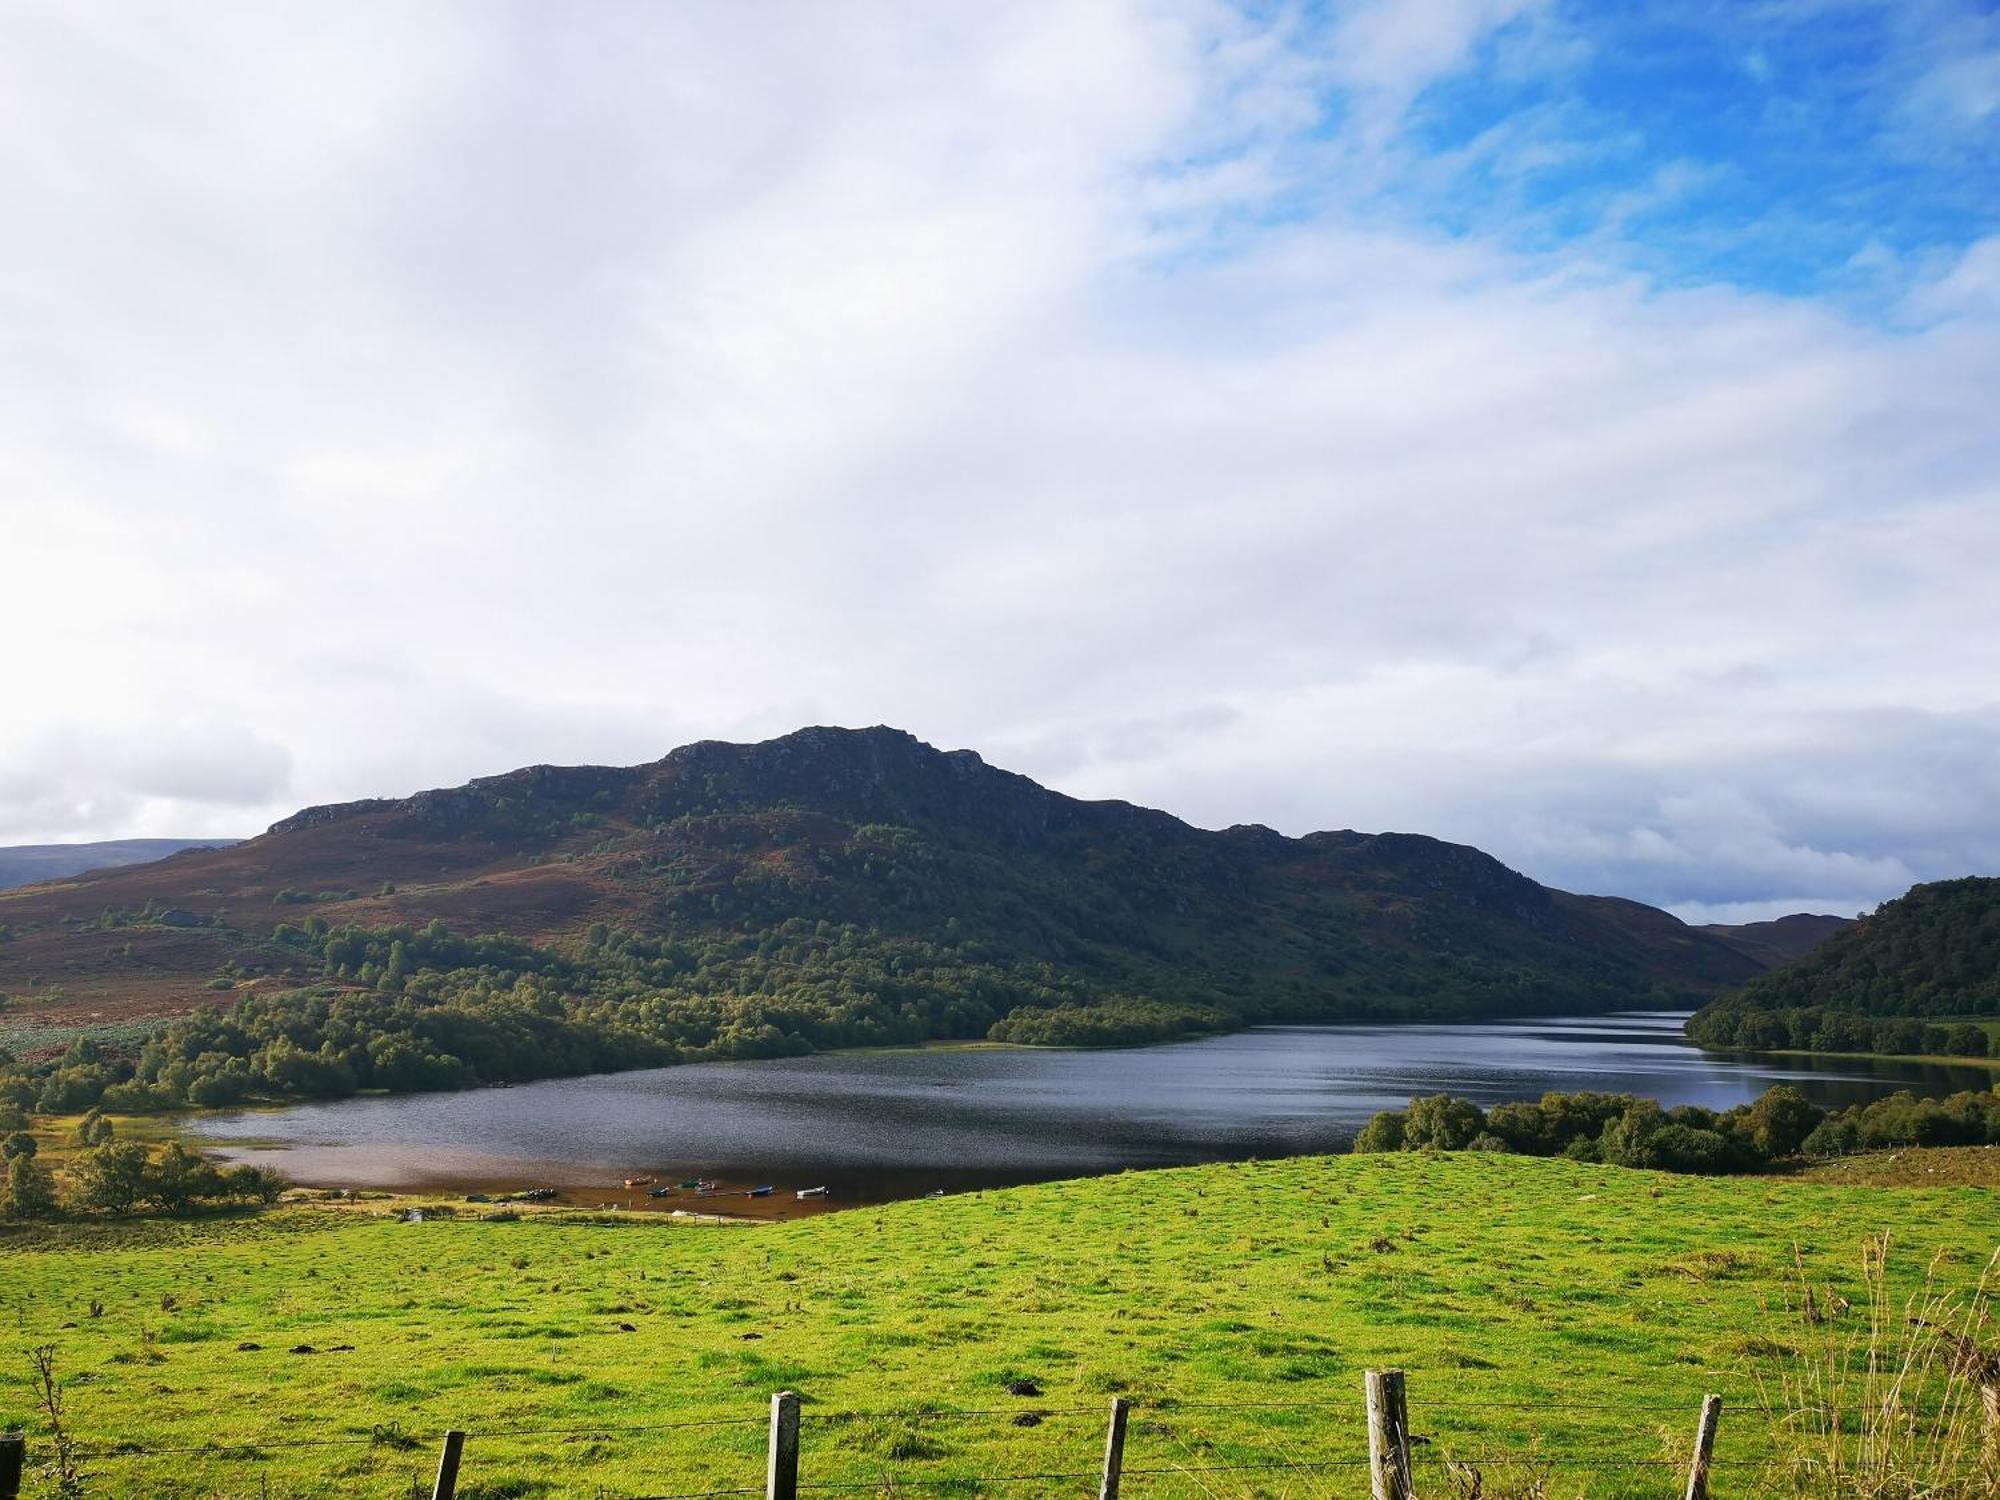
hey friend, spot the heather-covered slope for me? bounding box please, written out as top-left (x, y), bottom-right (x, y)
top-left (0, 727), bottom-right (1779, 1120)
top-left (1698, 913), bottom-right (1852, 969)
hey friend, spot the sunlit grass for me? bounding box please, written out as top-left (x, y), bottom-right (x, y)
top-left (0, 1153), bottom-right (1993, 1498)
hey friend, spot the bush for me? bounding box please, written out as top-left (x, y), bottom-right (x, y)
top-left (1745, 1085), bottom-right (1823, 1158)
top-left (1644, 1124), bottom-right (1741, 1174)
top-left (1349, 1081), bottom-right (2000, 1174)
top-left (70, 1140), bottom-right (151, 1214)
top-left (2, 1154), bottom-right (58, 1220)
top-left (1352, 1111), bottom-right (1406, 1152)
top-left (1403, 1094), bottom-right (1486, 1150)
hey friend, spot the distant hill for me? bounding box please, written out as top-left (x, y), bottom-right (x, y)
top-left (1698, 913), bottom-right (1852, 969)
top-left (0, 725), bottom-right (1802, 1111)
top-left (0, 838), bottom-right (237, 893)
top-left (1688, 878), bottom-right (1998, 1058)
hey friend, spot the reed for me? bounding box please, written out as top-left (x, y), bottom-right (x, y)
top-left (1760, 1234), bottom-right (1999, 1498)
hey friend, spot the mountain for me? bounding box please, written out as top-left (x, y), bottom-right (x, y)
top-left (1698, 913), bottom-right (1852, 969)
top-left (0, 839), bottom-right (238, 893)
top-left (1, 727), bottom-right (1773, 1090)
top-left (1687, 878), bottom-right (1998, 1058)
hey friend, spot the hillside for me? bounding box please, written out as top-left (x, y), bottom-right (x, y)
top-left (1698, 912), bottom-right (1851, 968)
top-left (1, 1153), bottom-right (1992, 1499)
top-left (1689, 877), bottom-right (2000, 1057)
top-left (0, 726), bottom-right (1789, 1108)
top-left (0, 839), bottom-right (236, 893)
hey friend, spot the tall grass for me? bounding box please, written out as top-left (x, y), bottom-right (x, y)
top-left (1762, 1234), bottom-right (1999, 1498)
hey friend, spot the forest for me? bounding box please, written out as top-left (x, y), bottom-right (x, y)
top-left (1687, 877), bottom-right (1999, 1057)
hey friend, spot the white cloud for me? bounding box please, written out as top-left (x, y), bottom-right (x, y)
top-left (0, 1), bottom-right (1992, 921)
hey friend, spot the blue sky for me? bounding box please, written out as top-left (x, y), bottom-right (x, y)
top-left (1, 0), bottom-right (1996, 922)
top-left (1344, 0), bottom-right (1999, 299)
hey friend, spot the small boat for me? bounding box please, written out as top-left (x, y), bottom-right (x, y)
top-left (925, 1190), bottom-right (946, 1199)
top-left (623, 1174), bottom-right (657, 1189)
top-left (676, 1178), bottom-right (703, 1189)
top-left (648, 1185), bottom-right (676, 1199)
top-left (796, 1186), bottom-right (829, 1200)
top-left (748, 1185), bottom-right (774, 1198)
top-left (464, 1193), bottom-right (493, 1204)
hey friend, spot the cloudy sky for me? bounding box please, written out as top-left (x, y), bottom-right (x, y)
top-left (3, 1), bottom-right (1996, 922)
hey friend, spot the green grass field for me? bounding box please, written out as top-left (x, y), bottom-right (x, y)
top-left (2, 1153), bottom-right (1995, 1499)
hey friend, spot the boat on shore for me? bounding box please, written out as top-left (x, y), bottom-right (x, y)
top-left (623, 1174), bottom-right (657, 1189)
top-left (796, 1185), bottom-right (829, 1199)
top-left (748, 1185), bottom-right (774, 1198)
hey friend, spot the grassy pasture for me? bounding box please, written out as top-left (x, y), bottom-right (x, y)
top-left (1, 1153), bottom-right (1994, 1499)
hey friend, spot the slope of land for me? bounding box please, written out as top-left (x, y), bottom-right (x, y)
top-left (1690, 878), bottom-right (2000, 1057)
top-left (0, 727), bottom-right (1764, 1050)
top-left (0, 1153), bottom-right (1991, 1499)
top-left (1697, 912), bottom-right (1852, 969)
top-left (0, 839), bottom-right (236, 894)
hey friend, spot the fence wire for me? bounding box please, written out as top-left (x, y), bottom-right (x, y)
top-left (26, 1375), bottom-right (1985, 1500)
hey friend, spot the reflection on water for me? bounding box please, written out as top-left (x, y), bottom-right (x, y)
top-left (186, 1010), bottom-right (1991, 1205)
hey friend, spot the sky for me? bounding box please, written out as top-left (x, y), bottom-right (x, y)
top-left (2, 0), bottom-right (1996, 924)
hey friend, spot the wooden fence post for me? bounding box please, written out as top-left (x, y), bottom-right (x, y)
top-left (1098, 1396), bottom-right (1130, 1500)
top-left (1683, 1394), bottom-right (1722, 1500)
top-left (430, 1429), bottom-right (466, 1500)
top-left (768, 1390), bottom-right (800, 1500)
top-left (1, 1431), bottom-right (24, 1500)
top-left (1365, 1369), bottom-right (1414, 1500)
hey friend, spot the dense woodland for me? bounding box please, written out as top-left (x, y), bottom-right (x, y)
top-left (1356, 1081), bottom-right (2000, 1173)
top-left (1688, 878), bottom-right (2000, 1058)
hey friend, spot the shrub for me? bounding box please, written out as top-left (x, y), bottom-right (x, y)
top-left (1746, 1085), bottom-right (1823, 1158)
top-left (1352, 1111), bottom-right (1406, 1152)
top-left (2, 1154), bottom-right (58, 1219)
top-left (70, 1140), bottom-right (151, 1214)
top-left (1403, 1094), bottom-right (1487, 1151)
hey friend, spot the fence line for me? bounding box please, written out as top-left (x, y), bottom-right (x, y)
top-left (5, 1365), bottom-right (1997, 1500)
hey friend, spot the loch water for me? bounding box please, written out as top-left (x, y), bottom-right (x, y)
top-left (186, 1010), bottom-right (1988, 1207)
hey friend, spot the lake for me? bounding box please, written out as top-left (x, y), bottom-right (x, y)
top-left (185, 1011), bottom-right (1990, 1216)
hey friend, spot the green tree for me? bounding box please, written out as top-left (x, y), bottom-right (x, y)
top-left (1598, 1100), bottom-right (1666, 1167)
top-left (1403, 1094), bottom-right (1486, 1151)
top-left (1943, 1023), bottom-right (1990, 1058)
top-left (380, 939), bottom-right (410, 992)
top-left (2, 1130), bottom-right (36, 1161)
top-left (223, 1164), bottom-right (288, 1205)
top-left (3, 1153), bottom-right (58, 1219)
top-left (1745, 1085), bottom-right (1822, 1158)
top-left (145, 1144), bottom-right (223, 1213)
top-left (1352, 1110), bottom-right (1406, 1152)
top-left (70, 1140), bottom-right (151, 1214)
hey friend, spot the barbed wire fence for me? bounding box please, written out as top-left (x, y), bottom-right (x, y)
top-left (4, 1368), bottom-right (1998, 1500)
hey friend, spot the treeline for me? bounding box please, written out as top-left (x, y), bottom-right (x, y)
top-left (19, 906), bottom-right (1633, 1122)
top-left (5, 914), bottom-right (1156, 1122)
top-left (1354, 1082), bottom-right (2000, 1174)
top-left (0, 1110), bottom-right (286, 1222)
top-left (1686, 879), bottom-right (2000, 1060)
top-left (1686, 1003), bottom-right (1991, 1058)
top-left (986, 998), bottom-right (1231, 1046)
